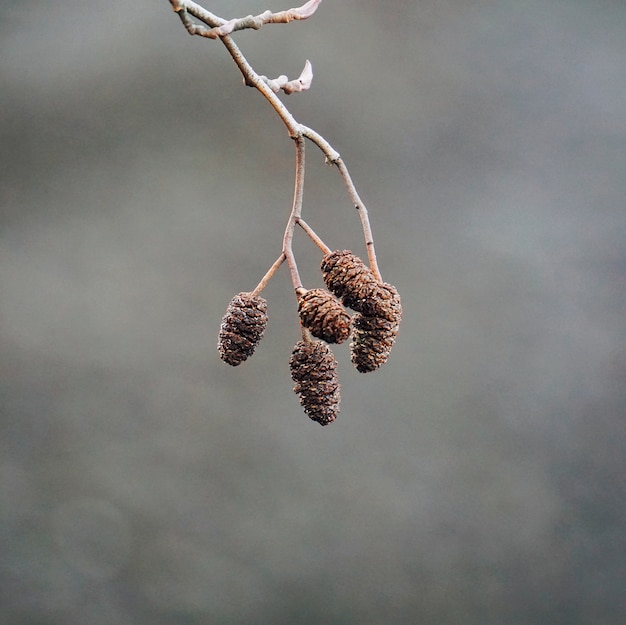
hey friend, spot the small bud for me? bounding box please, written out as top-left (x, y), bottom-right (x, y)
top-left (297, 288), bottom-right (351, 344)
top-left (290, 340), bottom-right (340, 425)
top-left (218, 292), bottom-right (268, 366)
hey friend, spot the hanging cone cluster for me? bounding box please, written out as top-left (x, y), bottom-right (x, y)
top-left (290, 340), bottom-right (340, 426)
top-left (297, 288), bottom-right (351, 344)
top-left (218, 292), bottom-right (268, 366)
top-left (321, 250), bottom-right (402, 372)
top-left (215, 252), bottom-right (400, 420)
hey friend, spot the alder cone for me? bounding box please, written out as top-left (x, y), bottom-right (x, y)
top-left (218, 292), bottom-right (268, 366)
top-left (321, 250), bottom-right (402, 320)
top-left (350, 312), bottom-right (400, 373)
top-left (297, 288), bottom-right (351, 344)
top-left (360, 281), bottom-right (402, 321)
top-left (290, 340), bottom-right (340, 426)
top-left (321, 250), bottom-right (375, 306)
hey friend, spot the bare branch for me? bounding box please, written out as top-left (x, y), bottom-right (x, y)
top-left (266, 0), bottom-right (324, 23)
top-left (282, 136), bottom-right (306, 291)
top-left (251, 253), bottom-right (286, 297)
top-left (167, 0), bottom-right (382, 279)
top-left (170, 0), bottom-right (224, 31)
top-left (296, 218), bottom-right (331, 254)
top-left (335, 160), bottom-right (381, 280)
top-left (167, 0), bottom-right (401, 420)
top-left (300, 125), bottom-right (341, 163)
top-left (170, 0), bottom-right (323, 39)
top-left (258, 60), bottom-right (313, 95)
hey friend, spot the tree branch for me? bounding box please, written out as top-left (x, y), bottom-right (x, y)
top-left (170, 0), bottom-right (323, 39)
top-left (167, 0), bottom-right (383, 281)
top-left (258, 60), bottom-right (314, 95)
top-left (252, 253), bottom-right (286, 297)
top-left (296, 218), bottom-right (331, 254)
top-left (168, 0), bottom-right (402, 421)
top-left (283, 136), bottom-right (306, 291)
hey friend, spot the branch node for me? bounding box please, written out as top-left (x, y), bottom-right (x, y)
top-left (259, 60), bottom-right (313, 95)
top-left (175, 0), bottom-right (324, 39)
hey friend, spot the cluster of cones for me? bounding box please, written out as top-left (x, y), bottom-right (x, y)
top-left (218, 250), bottom-right (401, 425)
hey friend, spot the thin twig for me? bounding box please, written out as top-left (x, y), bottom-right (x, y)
top-left (300, 325), bottom-right (312, 343)
top-left (170, 0), bottom-right (323, 39)
top-left (282, 136), bottom-right (306, 291)
top-left (251, 253), bottom-right (286, 297)
top-left (219, 36), bottom-right (300, 134)
top-left (258, 60), bottom-right (314, 95)
top-left (168, 0), bottom-right (383, 280)
top-left (299, 125), bottom-right (340, 163)
top-left (335, 160), bottom-right (381, 281)
top-left (171, 0), bottom-right (224, 29)
top-left (296, 218), bottom-right (331, 254)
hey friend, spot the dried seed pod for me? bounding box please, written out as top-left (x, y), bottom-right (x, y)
top-left (321, 250), bottom-right (402, 320)
top-left (350, 312), bottom-right (401, 373)
top-left (218, 292), bottom-right (268, 366)
top-left (290, 340), bottom-right (340, 426)
top-left (358, 281), bottom-right (402, 321)
top-left (321, 250), bottom-right (376, 304)
top-left (297, 288), bottom-right (351, 344)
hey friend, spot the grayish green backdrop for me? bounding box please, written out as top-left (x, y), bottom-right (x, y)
top-left (2, 1), bottom-right (625, 623)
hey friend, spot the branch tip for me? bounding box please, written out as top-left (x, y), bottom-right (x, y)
top-left (176, 0), bottom-right (324, 39)
top-left (297, 0), bottom-right (324, 19)
top-left (259, 60), bottom-right (314, 95)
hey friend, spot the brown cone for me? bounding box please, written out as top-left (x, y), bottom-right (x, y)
top-left (350, 312), bottom-right (401, 373)
top-left (297, 288), bottom-right (351, 344)
top-left (218, 292), bottom-right (268, 366)
top-left (290, 340), bottom-right (340, 425)
top-left (321, 250), bottom-right (402, 320)
top-left (321, 250), bottom-right (376, 306)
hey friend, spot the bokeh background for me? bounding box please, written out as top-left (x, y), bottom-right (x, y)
top-left (2, 1), bottom-right (625, 623)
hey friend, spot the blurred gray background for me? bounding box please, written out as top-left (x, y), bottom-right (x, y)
top-left (2, 1), bottom-right (625, 623)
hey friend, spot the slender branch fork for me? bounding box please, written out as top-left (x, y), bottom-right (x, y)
top-left (168, 0), bottom-right (383, 287)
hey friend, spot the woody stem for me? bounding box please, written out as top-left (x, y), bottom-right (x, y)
top-left (171, 0), bottom-right (382, 280)
top-left (282, 136), bottom-right (306, 291)
top-left (296, 218), bottom-right (331, 254)
top-left (251, 253), bottom-right (286, 297)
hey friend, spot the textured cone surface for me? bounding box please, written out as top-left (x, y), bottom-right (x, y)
top-left (321, 250), bottom-right (402, 320)
top-left (218, 292), bottom-right (268, 366)
top-left (290, 340), bottom-right (340, 425)
top-left (298, 288), bottom-right (351, 344)
top-left (321, 250), bottom-right (376, 307)
top-left (350, 313), bottom-right (401, 373)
